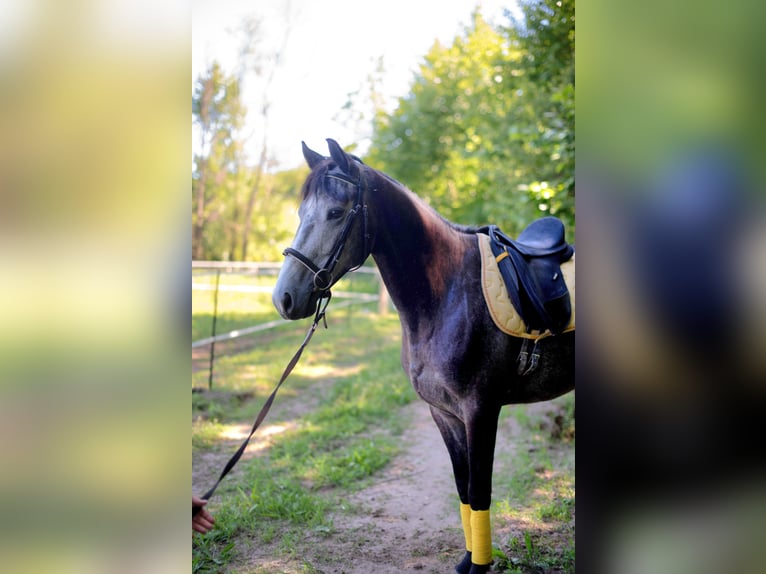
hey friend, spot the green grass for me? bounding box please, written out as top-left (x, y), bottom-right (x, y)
top-left (192, 269), bottom-right (380, 343)
top-left (192, 272), bottom-right (280, 343)
top-left (537, 495), bottom-right (574, 522)
top-left (491, 393), bottom-right (575, 573)
top-left (492, 530), bottom-right (575, 573)
top-left (192, 309), bottom-right (414, 573)
top-left (192, 417), bottom-right (226, 450)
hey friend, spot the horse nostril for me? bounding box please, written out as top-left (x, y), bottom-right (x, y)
top-left (281, 292), bottom-right (293, 313)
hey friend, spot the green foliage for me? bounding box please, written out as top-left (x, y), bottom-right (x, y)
top-left (368, 1), bottom-right (574, 238)
top-left (507, 0), bottom-right (575, 234)
top-left (369, 12), bottom-right (513, 226)
top-left (247, 166), bottom-right (311, 261)
top-left (537, 495), bottom-right (574, 521)
top-left (493, 531), bottom-right (575, 573)
top-left (192, 62), bottom-right (248, 260)
top-left (192, 62), bottom-right (306, 261)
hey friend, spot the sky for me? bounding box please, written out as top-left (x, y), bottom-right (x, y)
top-left (192, 0), bottom-right (520, 170)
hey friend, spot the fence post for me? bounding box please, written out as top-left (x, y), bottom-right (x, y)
top-left (207, 268), bottom-right (221, 390)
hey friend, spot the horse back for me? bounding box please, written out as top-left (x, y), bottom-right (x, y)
top-left (400, 233), bottom-right (574, 414)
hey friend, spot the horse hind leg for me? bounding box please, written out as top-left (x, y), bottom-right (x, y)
top-left (429, 406), bottom-right (494, 574)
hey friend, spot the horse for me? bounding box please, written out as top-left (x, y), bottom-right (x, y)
top-left (272, 139), bottom-right (575, 574)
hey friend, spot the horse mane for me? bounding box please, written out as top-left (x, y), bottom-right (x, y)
top-left (371, 168), bottom-right (482, 236)
top-left (301, 159), bottom-right (483, 236)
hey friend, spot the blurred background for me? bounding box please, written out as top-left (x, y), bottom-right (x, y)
top-left (0, 0), bottom-right (189, 572)
top-left (577, 0), bottom-right (766, 573)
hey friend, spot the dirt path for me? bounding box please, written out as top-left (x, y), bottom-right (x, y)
top-left (321, 400), bottom-right (464, 573)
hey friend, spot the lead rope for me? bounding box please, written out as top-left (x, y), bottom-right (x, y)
top-left (193, 292), bottom-right (332, 516)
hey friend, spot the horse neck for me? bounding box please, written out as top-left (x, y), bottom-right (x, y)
top-left (367, 173), bottom-right (471, 326)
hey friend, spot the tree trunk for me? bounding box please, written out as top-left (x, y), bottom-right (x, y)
top-left (240, 141), bottom-right (268, 260)
top-left (193, 159), bottom-right (209, 260)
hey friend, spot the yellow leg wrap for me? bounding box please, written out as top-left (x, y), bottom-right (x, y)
top-left (470, 509), bottom-right (492, 565)
top-left (459, 503), bottom-right (472, 551)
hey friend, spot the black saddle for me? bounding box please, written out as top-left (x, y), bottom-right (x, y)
top-left (480, 217), bottom-right (574, 335)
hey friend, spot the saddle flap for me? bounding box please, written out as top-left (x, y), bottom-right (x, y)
top-left (516, 253), bottom-right (572, 333)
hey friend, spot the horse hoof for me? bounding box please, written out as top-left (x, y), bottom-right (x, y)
top-left (455, 551), bottom-right (492, 574)
top-left (455, 551), bottom-right (472, 574)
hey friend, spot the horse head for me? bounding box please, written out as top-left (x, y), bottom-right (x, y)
top-left (273, 139), bottom-right (372, 320)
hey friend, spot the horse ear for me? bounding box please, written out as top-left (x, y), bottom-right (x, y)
top-left (302, 141), bottom-right (325, 169)
top-left (327, 138), bottom-right (350, 174)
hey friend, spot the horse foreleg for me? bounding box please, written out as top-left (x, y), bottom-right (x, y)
top-left (430, 405), bottom-right (499, 574)
top-left (463, 405), bottom-right (501, 574)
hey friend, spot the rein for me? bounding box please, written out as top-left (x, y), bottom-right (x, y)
top-left (193, 293), bottom-right (332, 516)
top-left (283, 168), bottom-right (370, 292)
top-left (194, 164), bottom-right (369, 517)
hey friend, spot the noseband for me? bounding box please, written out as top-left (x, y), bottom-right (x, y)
top-left (283, 168), bottom-right (370, 292)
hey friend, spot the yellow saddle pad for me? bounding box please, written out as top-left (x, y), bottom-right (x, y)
top-left (477, 233), bottom-right (575, 339)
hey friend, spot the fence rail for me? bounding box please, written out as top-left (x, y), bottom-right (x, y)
top-left (192, 262), bottom-right (389, 349)
top-left (192, 261), bottom-right (282, 272)
top-left (192, 260), bottom-right (379, 274)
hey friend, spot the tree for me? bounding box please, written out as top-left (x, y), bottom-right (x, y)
top-left (250, 166), bottom-right (310, 260)
top-left (368, 2), bottom-right (574, 237)
top-left (335, 55), bottom-right (389, 153)
top-left (192, 8), bottom-right (302, 262)
top-left (505, 0), bottom-right (575, 232)
top-left (369, 13), bottom-right (513, 226)
top-left (232, 9), bottom-right (295, 260)
top-left (192, 62), bottom-right (248, 260)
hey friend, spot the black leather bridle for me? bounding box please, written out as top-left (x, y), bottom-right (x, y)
top-left (282, 167), bottom-right (371, 292)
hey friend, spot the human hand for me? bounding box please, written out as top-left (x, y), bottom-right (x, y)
top-left (193, 496), bottom-right (215, 534)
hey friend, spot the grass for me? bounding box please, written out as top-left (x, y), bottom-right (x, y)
top-left (492, 531), bottom-right (575, 573)
top-left (192, 308), bottom-right (415, 573)
top-left (491, 393), bottom-right (576, 573)
top-left (192, 272), bottom-right (281, 343)
top-left (192, 269), bottom-right (380, 343)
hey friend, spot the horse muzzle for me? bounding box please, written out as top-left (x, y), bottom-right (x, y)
top-left (272, 278), bottom-right (322, 320)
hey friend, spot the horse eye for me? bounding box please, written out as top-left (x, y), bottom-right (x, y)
top-left (327, 208), bottom-right (345, 221)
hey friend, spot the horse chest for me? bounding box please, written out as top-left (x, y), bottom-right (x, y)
top-left (403, 338), bottom-right (464, 414)
top-left (410, 369), bottom-right (458, 414)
